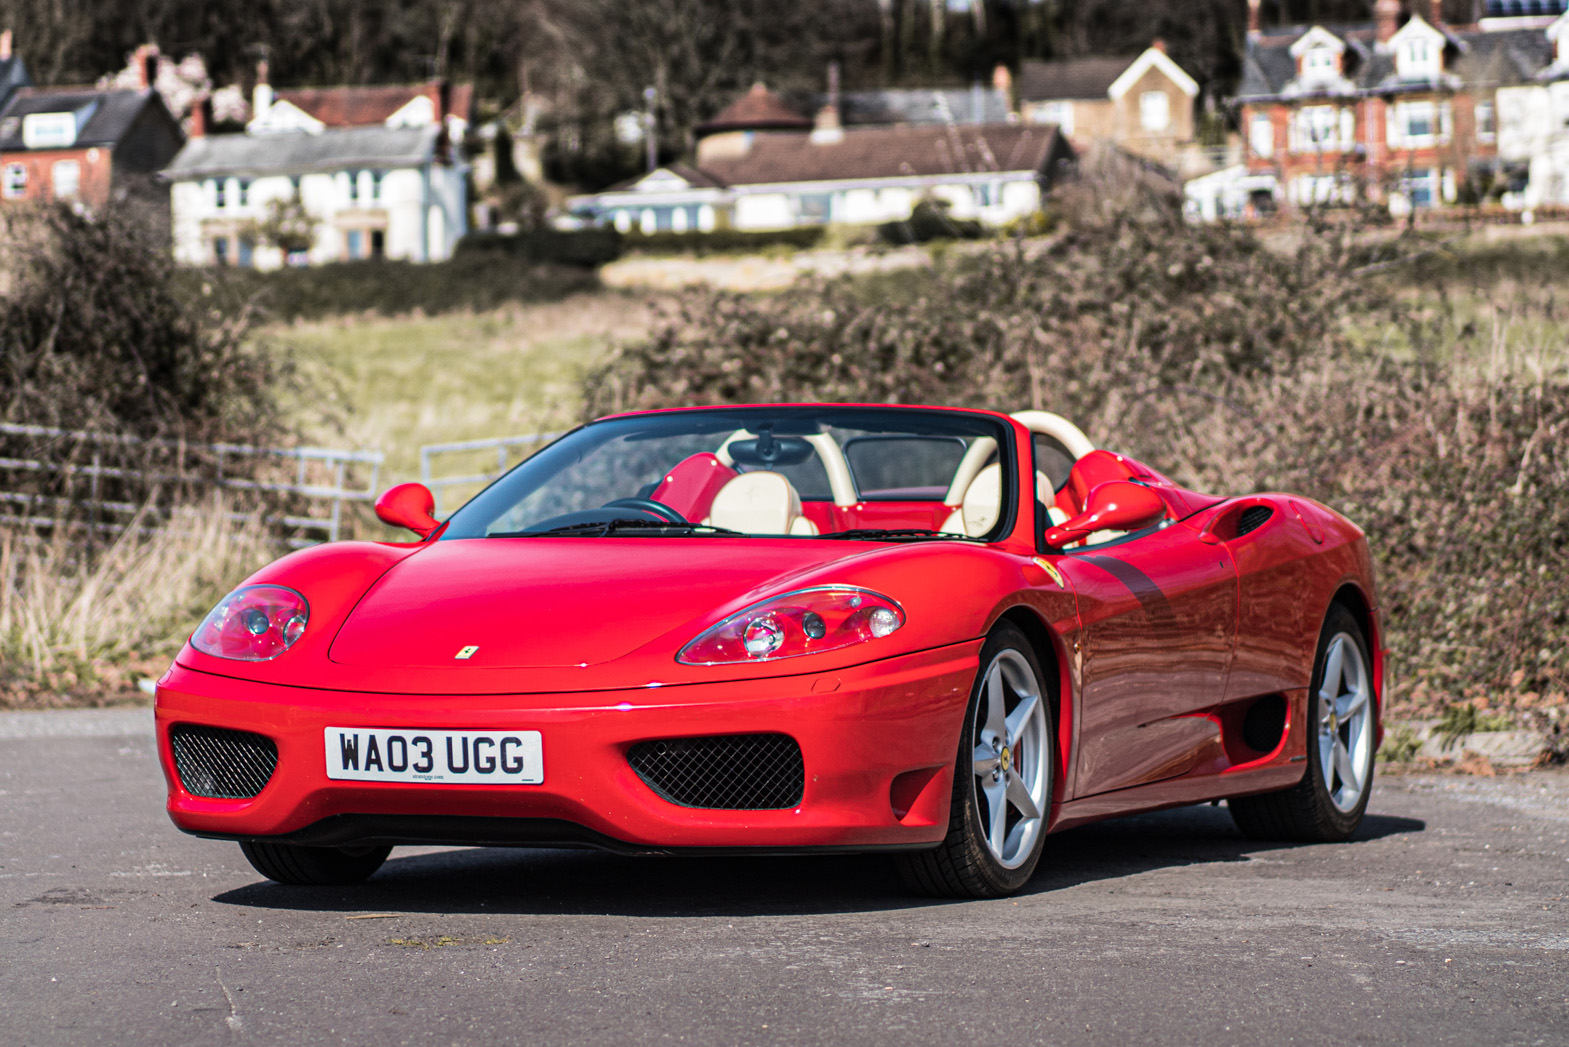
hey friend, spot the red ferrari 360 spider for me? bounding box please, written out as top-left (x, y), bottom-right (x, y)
top-left (157, 404), bottom-right (1382, 897)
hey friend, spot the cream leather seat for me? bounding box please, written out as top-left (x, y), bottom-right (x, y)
top-left (941, 467), bottom-right (1062, 537)
top-left (704, 471), bottom-right (818, 535)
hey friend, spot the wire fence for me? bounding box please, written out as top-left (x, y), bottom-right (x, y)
top-left (0, 422), bottom-right (383, 547)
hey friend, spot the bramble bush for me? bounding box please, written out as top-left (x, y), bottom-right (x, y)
top-left (584, 174), bottom-right (1568, 735)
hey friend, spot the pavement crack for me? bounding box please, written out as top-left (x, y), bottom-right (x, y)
top-left (215, 966), bottom-right (242, 1037)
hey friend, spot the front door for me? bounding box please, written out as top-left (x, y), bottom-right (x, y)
top-left (1055, 522), bottom-right (1238, 798)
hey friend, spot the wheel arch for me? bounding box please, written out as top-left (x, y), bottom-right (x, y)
top-left (993, 605), bottom-right (1071, 803)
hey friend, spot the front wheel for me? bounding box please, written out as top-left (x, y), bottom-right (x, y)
top-left (1229, 603), bottom-right (1376, 842)
top-left (896, 623), bottom-right (1054, 898)
top-left (239, 840), bottom-right (392, 885)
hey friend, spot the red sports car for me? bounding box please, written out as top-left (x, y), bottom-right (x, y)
top-left (157, 404), bottom-right (1383, 898)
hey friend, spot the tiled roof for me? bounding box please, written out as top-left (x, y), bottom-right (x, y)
top-left (697, 123), bottom-right (1067, 186)
top-left (164, 124), bottom-right (440, 178)
top-left (275, 81), bottom-right (474, 126)
top-left (1016, 56), bottom-right (1134, 101)
top-left (1236, 22), bottom-right (1553, 100)
top-left (697, 84), bottom-right (813, 133)
top-left (0, 88), bottom-right (167, 150)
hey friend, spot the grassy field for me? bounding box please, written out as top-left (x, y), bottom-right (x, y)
top-left (275, 290), bottom-right (660, 489)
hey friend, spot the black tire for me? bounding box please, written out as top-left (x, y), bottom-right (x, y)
top-left (1229, 603), bottom-right (1375, 842)
top-left (896, 622), bottom-right (1054, 898)
top-left (239, 840), bottom-right (392, 885)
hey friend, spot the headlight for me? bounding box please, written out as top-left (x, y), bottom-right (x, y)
top-left (191, 585), bottom-right (309, 661)
top-left (678, 587), bottom-right (904, 665)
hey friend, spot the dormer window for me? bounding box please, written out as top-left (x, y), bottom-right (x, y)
top-left (1391, 17), bottom-right (1444, 79)
top-left (1304, 48), bottom-right (1337, 78)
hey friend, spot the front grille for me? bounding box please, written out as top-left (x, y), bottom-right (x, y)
top-left (170, 724), bottom-right (279, 799)
top-left (1237, 505), bottom-right (1274, 536)
top-left (627, 733), bottom-right (804, 810)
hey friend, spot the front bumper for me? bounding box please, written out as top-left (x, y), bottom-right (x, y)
top-left (155, 640), bottom-right (982, 851)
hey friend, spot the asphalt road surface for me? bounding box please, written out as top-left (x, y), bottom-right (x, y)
top-left (3, 709), bottom-right (1567, 1047)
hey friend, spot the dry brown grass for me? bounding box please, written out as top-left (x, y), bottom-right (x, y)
top-left (0, 502), bottom-right (275, 708)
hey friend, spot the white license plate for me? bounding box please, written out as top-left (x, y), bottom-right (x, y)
top-left (324, 727), bottom-right (543, 785)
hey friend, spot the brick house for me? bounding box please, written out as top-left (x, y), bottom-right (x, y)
top-left (1233, 0), bottom-right (1555, 213)
top-left (1016, 44), bottom-right (1200, 170)
top-left (247, 67), bottom-right (473, 143)
top-left (0, 75), bottom-right (183, 212)
top-left (0, 31), bottom-right (32, 114)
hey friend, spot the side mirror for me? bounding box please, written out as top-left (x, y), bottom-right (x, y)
top-left (1044, 481), bottom-right (1165, 550)
top-left (375, 483), bottom-right (441, 539)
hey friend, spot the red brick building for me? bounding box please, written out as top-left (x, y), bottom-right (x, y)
top-left (1234, 0), bottom-right (1554, 212)
top-left (0, 68), bottom-right (183, 212)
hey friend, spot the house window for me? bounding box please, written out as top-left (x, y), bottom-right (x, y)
top-left (1139, 91), bottom-right (1170, 132)
top-left (1392, 100), bottom-right (1450, 147)
top-left (1291, 105), bottom-right (1349, 152)
top-left (370, 170), bottom-right (384, 201)
top-left (1029, 100), bottom-right (1074, 137)
top-left (4, 162), bottom-right (27, 199)
top-left (238, 179), bottom-right (252, 207)
top-left (976, 181), bottom-right (1002, 207)
top-left (213, 178), bottom-right (227, 208)
top-left (212, 236), bottom-right (230, 266)
top-left (371, 230), bottom-right (385, 258)
top-left (238, 237), bottom-right (255, 268)
top-left (1303, 48), bottom-right (1337, 79)
top-left (50, 160), bottom-right (79, 201)
top-left (346, 229), bottom-right (365, 259)
top-left (1250, 113), bottom-right (1274, 158)
top-left (796, 193), bottom-right (832, 224)
top-left (1477, 101), bottom-right (1495, 142)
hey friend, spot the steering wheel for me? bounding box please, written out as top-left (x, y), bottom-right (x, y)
top-left (601, 498), bottom-right (687, 524)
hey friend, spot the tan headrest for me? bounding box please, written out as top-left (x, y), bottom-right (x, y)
top-left (961, 463), bottom-right (1003, 537)
top-left (707, 471), bottom-right (802, 535)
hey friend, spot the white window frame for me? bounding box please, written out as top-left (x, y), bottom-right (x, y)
top-left (1291, 105), bottom-right (1350, 153)
top-left (50, 159), bottom-right (80, 201)
top-left (3, 161), bottom-right (27, 199)
top-left (1139, 90), bottom-right (1171, 133)
top-left (1476, 100), bottom-right (1495, 143)
top-left (1250, 113), bottom-right (1275, 158)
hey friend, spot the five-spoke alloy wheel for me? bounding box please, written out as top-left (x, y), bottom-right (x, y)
top-left (1229, 603), bottom-right (1376, 842)
top-left (897, 622), bottom-right (1053, 897)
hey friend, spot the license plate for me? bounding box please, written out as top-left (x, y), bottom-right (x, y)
top-left (324, 727), bottom-right (543, 785)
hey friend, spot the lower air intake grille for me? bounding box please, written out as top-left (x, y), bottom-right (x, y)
top-left (1237, 505), bottom-right (1274, 536)
top-left (627, 733), bottom-right (804, 810)
top-left (170, 724), bottom-right (279, 799)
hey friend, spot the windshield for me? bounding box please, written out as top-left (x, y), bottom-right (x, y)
top-left (440, 407), bottom-right (1017, 541)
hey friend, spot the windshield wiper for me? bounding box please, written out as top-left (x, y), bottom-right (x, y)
top-left (490, 519), bottom-right (750, 538)
top-left (820, 528), bottom-right (974, 542)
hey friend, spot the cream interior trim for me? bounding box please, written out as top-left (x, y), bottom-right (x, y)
top-left (1009, 410), bottom-right (1096, 460)
top-left (943, 437), bottom-right (998, 506)
top-left (715, 429), bottom-right (857, 508)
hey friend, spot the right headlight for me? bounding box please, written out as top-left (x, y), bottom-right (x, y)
top-left (677, 586), bottom-right (904, 665)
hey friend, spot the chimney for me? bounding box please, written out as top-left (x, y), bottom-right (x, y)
top-left (189, 94), bottom-right (210, 138)
top-left (1376, 0), bottom-right (1401, 44)
top-left (1247, 0), bottom-right (1261, 37)
top-left (134, 44), bottom-right (160, 90)
top-left (1151, 38), bottom-right (1167, 53)
top-left (0, 30), bottom-right (12, 61)
top-left (813, 62), bottom-right (844, 144)
top-left (253, 58), bottom-right (273, 120)
top-left (436, 79), bottom-right (451, 124)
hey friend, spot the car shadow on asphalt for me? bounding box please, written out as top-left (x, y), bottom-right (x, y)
top-left (211, 803), bottom-right (1425, 918)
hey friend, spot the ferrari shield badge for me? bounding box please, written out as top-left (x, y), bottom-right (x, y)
top-left (455, 645), bottom-right (480, 660)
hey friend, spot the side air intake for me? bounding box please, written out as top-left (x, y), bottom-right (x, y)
top-left (1237, 505), bottom-right (1274, 536)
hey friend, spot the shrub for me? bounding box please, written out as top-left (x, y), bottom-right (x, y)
top-left (878, 199), bottom-right (985, 244)
top-left (189, 253), bottom-right (602, 323)
top-left (456, 227), bottom-right (623, 268)
top-left (583, 184), bottom-right (1569, 727)
top-left (621, 226), bottom-right (827, 256)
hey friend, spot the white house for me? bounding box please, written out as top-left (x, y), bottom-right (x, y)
top-left (569, 101), bottom-right (1073, 235)
top-left (164, 74), bottom-right (467, 268)
top-left (1496, 10), bottom-right (1569, 208)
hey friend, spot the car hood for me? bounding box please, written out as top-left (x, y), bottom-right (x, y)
top-left (327, 537), bottom-right (869, 670)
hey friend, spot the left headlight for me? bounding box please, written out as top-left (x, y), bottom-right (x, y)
top-left (677, 586), bottom-right (904, 666)
top-left (191, 585), bottom-right (310, 662)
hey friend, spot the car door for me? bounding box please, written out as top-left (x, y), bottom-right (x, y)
top-left (1054, 521), bottom-right (1239, 798)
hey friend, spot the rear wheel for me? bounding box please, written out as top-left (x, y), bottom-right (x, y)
top-left (239, 840), bottom-right (392, 885)
top-left (1229, 603), bottom-right (1375, 842)
top-left (896, 623), bottom-right (1053, 898)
